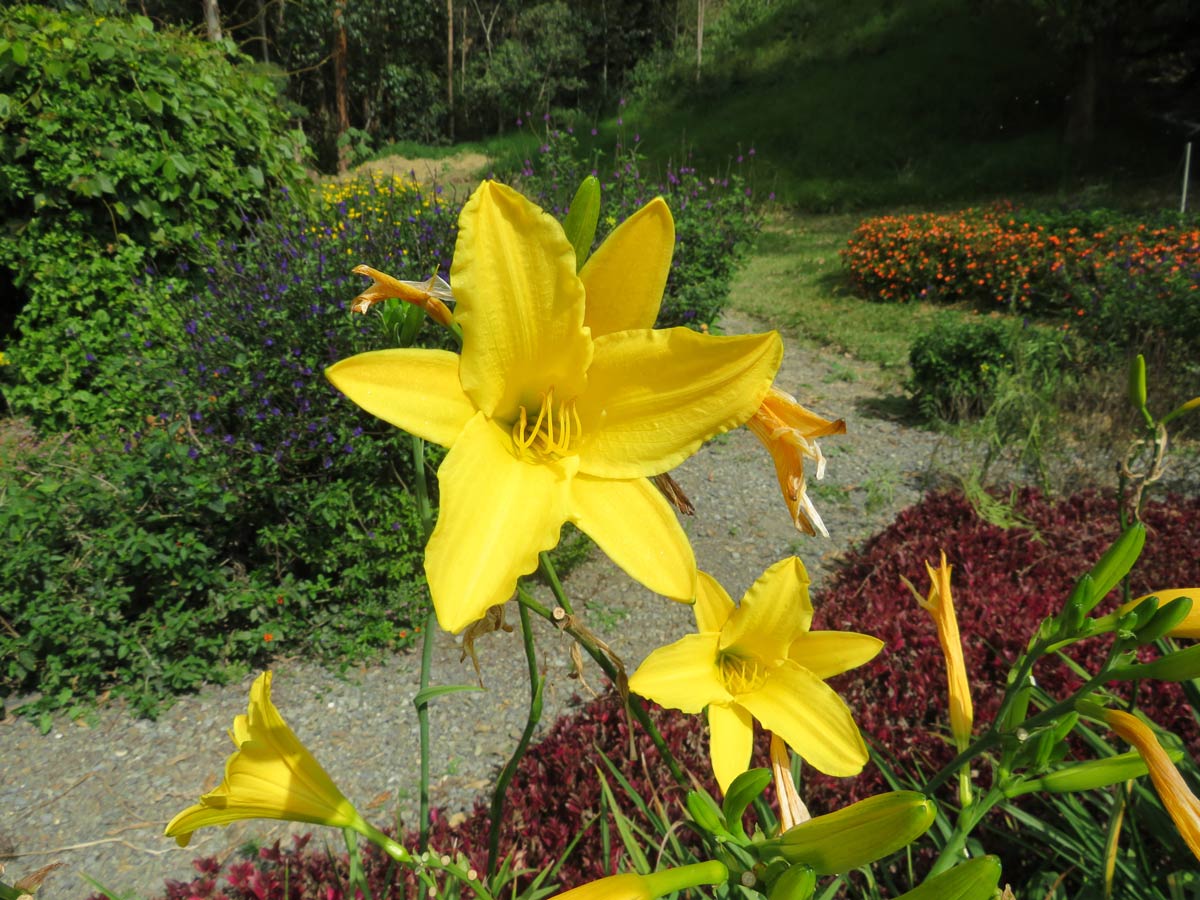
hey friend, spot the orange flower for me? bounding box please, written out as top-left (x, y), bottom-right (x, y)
top-left (1102, 708), bottom-right (1200, 861)
top-left (746, 387), bottom-right (845, 537)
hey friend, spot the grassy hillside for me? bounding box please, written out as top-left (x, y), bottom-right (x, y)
top-left (614, 0), bottom-right (1182, 209)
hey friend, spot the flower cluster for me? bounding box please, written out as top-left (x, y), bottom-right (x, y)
top-left (842, 204), bottom-right (1200, 319)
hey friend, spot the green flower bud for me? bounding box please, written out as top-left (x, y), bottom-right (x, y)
top-left (1007, 749), bottom-right (1183, 797)
top-left (1129, 354), bottom-right (1147, 412)
top-left (562, 176), bottom-right (601, 271)
top-left (765, 791), bottom-right (935, 875)
top-left (893, 856), bottom-right (1002, 900)
top-left (1111, 643), bottom-right (1200, 683)
top-left (723, 768), bottom-right (772, 840)
top-left (685, 789), bottom-right (729, 838)
top-left (767, 864), bottom-right (816, 900)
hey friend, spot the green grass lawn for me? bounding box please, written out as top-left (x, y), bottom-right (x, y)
top-left (726, 210), bottom-right (972, 369)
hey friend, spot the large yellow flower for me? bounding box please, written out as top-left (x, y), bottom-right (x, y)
top-left (628, 557), bottom-right (882, 792)
top-left (327, 181), bottom-right (782, 632)
top-left (165, 672), bottom-right (368, 847)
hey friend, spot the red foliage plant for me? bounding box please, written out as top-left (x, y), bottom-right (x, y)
top-left (143, 489), bottom-right (1200, 900)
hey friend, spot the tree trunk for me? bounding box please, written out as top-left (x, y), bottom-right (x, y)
top-left (447, 0), bottom-right (455, 141)
top-left (333, 0), bottom-right (351, 173)
top-left (695, 0), bottom-right (705, 83)
top-left (1065, 32), bottom-right (1109, 151)
top-left (202, 0), bottom-right (222, 41)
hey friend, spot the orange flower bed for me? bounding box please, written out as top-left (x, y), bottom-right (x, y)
top-left (842, 203), bottom-right (1200, 320)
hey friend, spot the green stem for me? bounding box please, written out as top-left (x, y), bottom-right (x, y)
top-left (410, 432), bottom-right (437, 852)
top-left (486, 601), bottom-right (544, 877)
top-left (342, 826), bottom-right (375, 900)
top-left (515, 585), bottom-right (689, 789)
top-left (927, 786), bottom-right (1004, 876)
top-left (359, 822), bottom-right (496, 900)
top-left (539, 550), bottom-right (573, 615)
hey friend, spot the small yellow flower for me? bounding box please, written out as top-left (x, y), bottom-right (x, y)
top-left (1102, 707), bottom-right (1200, 861)
top-left (746, 386), bottom-right (845, 537)
top-left (905, 552), bottom-right (973, 752)
top-left (629, 558), bottom-right (881, 792)
top-left (164, 672), bottom-right (368, 847)
top-left (0, 350), bottom-right (8, 366)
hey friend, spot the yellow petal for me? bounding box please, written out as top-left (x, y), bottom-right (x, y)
top-left (1104, 708), bottom-right (1200, 860)
top-left (695, 571), bottom-right (735, 634)
top-left (425, 412), bottom-right (574, 632)
top-left (789, 631), bottom-right (884, 679)
top-left (570, 474), bottom-right (697, 602)
top-left (628, 633), bottom-right (729, 713)
top-left (451, 181), bottom-right (592, 418)
top-left (576, 327), bottom-right (782, 479)
top-left (324, 349), bottom-right (475, 448)
top-left (740, 660), bottom-right (869, 777)
top-left (709, 702), bottom-right (755, 794)
top-left (580, 197), bottom-right (674, 336)
top-left (720, 557), bottom-right (812, 661)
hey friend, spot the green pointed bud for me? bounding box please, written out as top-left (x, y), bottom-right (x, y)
top-left (1129, 354), bottom-right (1147, 411)
top-left (999, 683), bottom-right (1033, 732)
top-left (1032, 713), bottom-right (1079, 769)
top-left (686, 789), bottom-right (730, 838)
top-left (1007, 749), bottom-right (1182, 797)
top-left (767, 864), bottom-right (816, 900)
top-left (1161, 395), bottom-right (1200, 426)
top-left (723, 768), bottom-right (772, 840)
top-left (562, 176), bottom-right (601, 271)
top-left (1134, 595), bottom-right (1193, 644)
top-left (1082, 524), bottom-right (1146, 615)
top-left (1111, 643), bottom-right (1200, 682)
top-left (893, 856), bottom-right (1002, 900)
top-left (641, 861), bottom-right (728, 899)
top-left (765, 791), bottom-right (935, 874)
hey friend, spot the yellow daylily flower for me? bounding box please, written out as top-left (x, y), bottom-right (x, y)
top-left (350, 265), bottom-right (455, 326)
top-left (165, 672), bottom-right (368, 848)
top-left (327, 181), bottom-right (782, 632)
top-left (1102, 707), bottom-right (1200, 861)
top-left (904, 551), bottom-right (973, 752)
top-left (628, 557), bottom-right (882, 792)
top-left (1119, 589), bottom-right (1200, 639)
top-left (747, 386), bottom-right (845, 537)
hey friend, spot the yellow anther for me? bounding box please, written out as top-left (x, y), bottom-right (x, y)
top-left (510, 389), bottom-right (579, 458)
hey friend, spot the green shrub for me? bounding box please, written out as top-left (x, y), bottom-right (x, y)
top-left (907, 314), bottom-right (1072, 423)
top-left (0, 7), bottom-right (309, 430)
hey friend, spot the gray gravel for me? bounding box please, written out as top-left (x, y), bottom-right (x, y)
top-left (3, 309), bottom-right (1149, 900)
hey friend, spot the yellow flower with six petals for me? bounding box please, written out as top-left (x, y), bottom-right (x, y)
top-left (165, 672), bottom-right (369, 847)
top-left (628, 557), bottom-right (882, 792)
top-left (327, 181), bottom-right (782, 632)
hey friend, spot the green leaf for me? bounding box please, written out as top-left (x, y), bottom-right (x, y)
top-left (142, 90), bottom-right (163, 115)
top-left (247, 165), bottom-right (264, 188)
top-left (10, 40), bottom-right (28, 66)
top-left (411, 683), bottom-right (483, 706)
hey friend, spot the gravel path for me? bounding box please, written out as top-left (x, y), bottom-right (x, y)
top-left (2, 312), bottom-right (954, 899)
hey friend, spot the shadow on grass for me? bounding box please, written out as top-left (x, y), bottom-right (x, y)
top-left (854, 392), bottom-right (926, 426)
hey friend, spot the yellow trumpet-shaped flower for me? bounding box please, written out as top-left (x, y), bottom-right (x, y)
top-left (629, 557), bottom-right (882, 792)
top-left (350, 265), bottom-right (455, 326)
top-left (905, 551), bottom-right (973, 751)
top-left (1102, 708), bottom-right (1200, 861)
top-left (747, 386), bottom-right (845, 537)
top-left (327, 181), bottom-right (782, 632)
top-left (165, 672), bottom-right (368, 847)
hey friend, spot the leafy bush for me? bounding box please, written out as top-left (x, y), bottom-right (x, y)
top-left (0, 6), bottom-right (309, 430)
top-left (0, 176), bottom-right (463, 720)
top-left (510, 121), bottom-right (764, 328)
top-left (906, 314), bottom-right (1074, 422)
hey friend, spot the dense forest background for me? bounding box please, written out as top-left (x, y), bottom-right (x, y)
top-left (24, 0), bottom-right (1200, 175)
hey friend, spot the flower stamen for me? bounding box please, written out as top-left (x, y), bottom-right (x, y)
top-left (511, 389), bottom-right (579, 457)
top-left (719, 653), bottom-right (768, 695)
